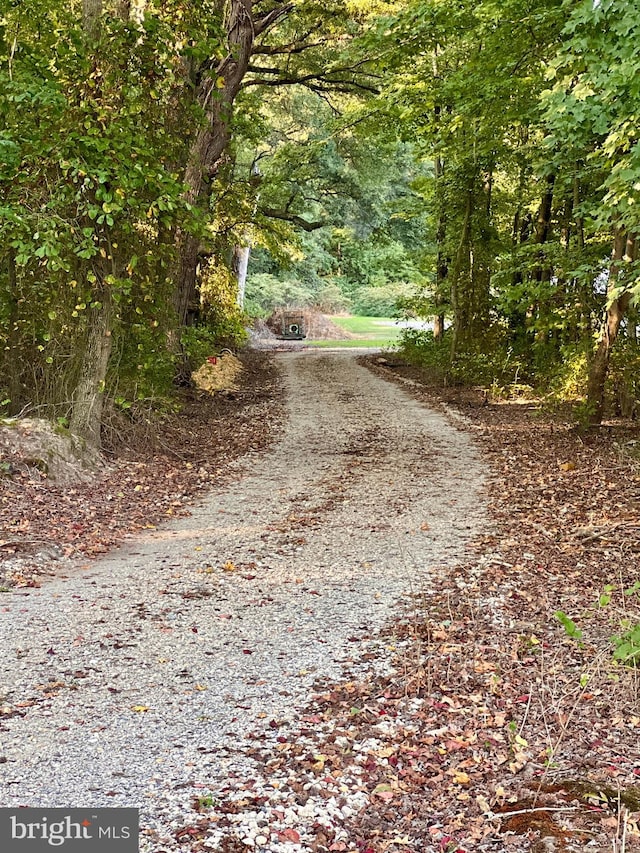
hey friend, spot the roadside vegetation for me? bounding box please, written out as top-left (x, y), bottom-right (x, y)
top-left (3, 0), bottom-right (640, 439)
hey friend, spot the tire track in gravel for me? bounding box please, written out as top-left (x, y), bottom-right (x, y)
top-left (0, 350), bottom-right (487, 847)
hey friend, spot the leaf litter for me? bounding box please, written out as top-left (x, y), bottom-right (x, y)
top-left (0, 352), bottom-right (283, 589)
top-left (3, 351), bottom-right (640, 852)
top-left (172, 358), bottom-right (640, 853)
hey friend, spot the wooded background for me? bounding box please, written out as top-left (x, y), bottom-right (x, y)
top-left (2, 0), bottom-right (639, 445)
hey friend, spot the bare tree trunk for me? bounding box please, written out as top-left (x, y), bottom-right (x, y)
top-left (83, 0), bottom-right (102, 37)
top-left (5, 249), bottom-right (22, 413)
top-left (534, 174), bottom-right (555, 245)
top-left (469, 166), bottom-right (494, 335)
top-left (573, 173), bottom-right (585, 251)
top-left (450, 188), bottom-right (473, 361)
top-left (586, 228), bottom-right (635, 425)
top-left (433, 154), bottom-right (447, 341)
top-left (232, 244), bottom-right (251, 308)
top-left (69, 275), bottom-right (114, 446)
top-left (533, 173), bottom-right (555, 286)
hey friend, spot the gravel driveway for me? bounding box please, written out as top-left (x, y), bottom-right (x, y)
top-left (0, 350), bottom-right (487, 850)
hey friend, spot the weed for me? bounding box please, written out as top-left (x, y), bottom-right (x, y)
top-left (195, 794), bottom-right (217, 809)
top-left (554, 610), bottom-right (583, 642)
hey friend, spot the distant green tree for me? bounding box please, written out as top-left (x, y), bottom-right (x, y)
top-left (543, 0), bottom-right (640, 422)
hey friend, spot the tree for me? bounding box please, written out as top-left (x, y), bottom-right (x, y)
top-left (171, 0), bottom-right (379, 336)
top-left (0, 0), bottom-right (191, 443)
top-left (543, 0), bottom-right (640, 422)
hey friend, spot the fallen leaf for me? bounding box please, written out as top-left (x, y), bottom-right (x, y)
top-left (277, 828), bottom-right (300, 843)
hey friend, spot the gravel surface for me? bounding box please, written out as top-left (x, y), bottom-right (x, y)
top-left (0, 350), bottom-right (487, 850)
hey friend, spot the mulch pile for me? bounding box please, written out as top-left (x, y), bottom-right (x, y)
top-left (0, 352), bottom-right (283, 589)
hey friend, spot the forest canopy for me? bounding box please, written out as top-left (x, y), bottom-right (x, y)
top-left (1, 0), bottom-right (639, 443)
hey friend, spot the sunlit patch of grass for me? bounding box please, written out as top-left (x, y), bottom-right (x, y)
top-left (330, 315), bottom-right (404, 341)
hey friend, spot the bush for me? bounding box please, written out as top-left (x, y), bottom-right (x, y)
top-left (181, 325), bottom-right (245, 370)
top-left (199, 260), bottom-right (249, 350)
top-left (351, 282), bottom-right (415, 317)
top-left (244, 273), bottom-right (314, 316)
top-left (315, 283), bottom-right (351, 314)
top-left (399, 326), bottom-right (524, 388)
top-left (400, 328), bottom-right (450, 378)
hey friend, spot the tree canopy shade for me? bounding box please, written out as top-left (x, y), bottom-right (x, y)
top-left (0, 0), bottom-right (380, 443)
top-left (1, 0), bottom-right (640, 440)
top-left (358, 0), bottom-right (640, 421)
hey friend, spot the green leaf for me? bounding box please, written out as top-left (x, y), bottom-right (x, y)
top-left (554, 611), bottom-right (583, 641)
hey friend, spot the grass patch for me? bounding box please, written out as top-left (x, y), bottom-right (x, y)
top-left (330, 315), bottom-right (404, 341)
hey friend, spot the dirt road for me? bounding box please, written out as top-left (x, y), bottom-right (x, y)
top-left (0, 351), bottom-right (487, 849)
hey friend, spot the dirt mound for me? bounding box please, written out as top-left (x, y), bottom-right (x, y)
top-left (0, 417), bottom-right (105, 485)
top-left (246, 319), bottom-right (278, 349)
top-left (266, 309), bottom-right (352, 340)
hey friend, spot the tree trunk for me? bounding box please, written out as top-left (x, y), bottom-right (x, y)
top-left (450, 188), bottom-right (473, 361)
top-left (573, 173), bottom-right (585, 251)
top-left (5, 249), bottom-right (22, 413)
top-left (69, 278), bottom-right (114, 447)
top-left (67, 3), bottom-right (119, 447)
top-left (232, 244), bottom-right (251, 308)
top-left (173, 0), bottom-right (259, 328)
top-left (170, 0), bottom-right (267, 384)
top-left (433, 154), bottom-right (447, 341)
top-left (83, 0), bottom-right (102, 37)
top-left (586, 228), bottom-right (635, 425)
top-left (533, 172), bottom-right (555, 287)
top-left (469, 167), bottom-right (493, 334)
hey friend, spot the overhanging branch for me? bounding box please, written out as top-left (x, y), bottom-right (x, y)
top-left (252, 26), bottom-right (327, 55)
top-left (260, 207), bottom-right (326, 231)
top-left (243, 63), bottom-right (381, 94)
top-left (254, 3), bottom-right (294, 36)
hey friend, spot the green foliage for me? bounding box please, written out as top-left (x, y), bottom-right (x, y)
top-left (399, 325), bottom-right (530, 388)
top-left (3, 0), bottom-right (640, 430)
top-left (554, 610), bottom-right (583, 642)
top-left (399, 329), bottom-right (451, 379)
top-left (543, 0), bottom-right (640, 231)
top-left (605, 585), bottom-right (640, 667)
top-left (199, 262), bottom-right (249, 349)
top-left (181, 327), bottom-right (223, 369)
top-left (351, 282), bottom-right (415, 317)
top-left (611, 624), bottom-right (640, 667)
top-left (0, 1), bottom-right (197, 420)
top-left (239, 88), bottom-right (427, 317)
top-left (556, 586), bottom-right (640, 671)
top-left (109, 319), bottom-right (177, 405)
top-left (245, 273), bottom-right (315, 316)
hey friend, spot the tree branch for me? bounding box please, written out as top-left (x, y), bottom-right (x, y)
top-left (254, 3), bottom-right (294, 36)
top-left (245, 74), bottom-right (380, 94)
top-left (244, 61), bottom-right (381, 94)
top-left (260, 207), bottom-right (326, 231)
top-left (252, 29), bottom-right (328, 55)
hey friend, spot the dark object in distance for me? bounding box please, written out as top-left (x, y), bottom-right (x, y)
top-left (277, 312), bottom-right (306, 340)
